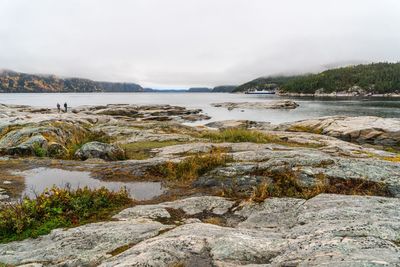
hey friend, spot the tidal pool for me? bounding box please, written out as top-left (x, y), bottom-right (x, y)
top-left (17, 168), bottom-right (165, 200)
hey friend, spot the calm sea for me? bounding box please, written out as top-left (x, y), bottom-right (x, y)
top-left (1, 93), bottom-right (399, 124)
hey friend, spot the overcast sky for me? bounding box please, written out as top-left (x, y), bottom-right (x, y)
top-left (1, 0), bottom-right (400, 88)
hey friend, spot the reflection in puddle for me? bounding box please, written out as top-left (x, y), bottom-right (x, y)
top-left (18, 168), bottom-right (165, 201)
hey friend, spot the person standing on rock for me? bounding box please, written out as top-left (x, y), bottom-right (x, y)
top-left (57, 103), bottom-right (61, 113)
top-left (64, 102), bottom-right (68, 113)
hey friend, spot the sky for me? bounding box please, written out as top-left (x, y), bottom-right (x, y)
top-left (1, 0), bottom-right (400, 89)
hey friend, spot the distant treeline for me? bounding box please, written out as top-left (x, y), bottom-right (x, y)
top-left (235, 63), bottom-right (400, 94)
top-left (0, 70), bottom-right (239, 93)
top-left (234, 76), bottom-right (296, 93)
top-left (0, 70), bottom-right (143, 93)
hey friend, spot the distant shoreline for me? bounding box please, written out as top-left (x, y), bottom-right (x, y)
top-left (1, 91), bottom-right (400, 98)
top-left (0, 91), bottom-right (229, 94)
top-left (277, 92), bottom-right (400, 98)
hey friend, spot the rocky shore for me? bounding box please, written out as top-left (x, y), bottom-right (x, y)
top-left (0, 103), bottom-right (399, 266)
top-left (277, 91), bottom-right (400, 97)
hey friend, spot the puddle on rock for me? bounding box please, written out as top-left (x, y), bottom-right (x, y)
top-left (17, 168), bottom-right (165, 201)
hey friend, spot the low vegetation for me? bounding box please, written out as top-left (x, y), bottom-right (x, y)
top-left (32, 143), bottom-right (47, 157)
top-left (200, 128), bottom-right (280, 143)
top-left (221, 170), bottom-right (390, 202)
top-left (199, 128), bottom-right (322, 148)
top-left (0, 186), bottom-right (131, 243)
top-left (382, 155), bottom-right (400, 162)
top-left (122, 140), bottom-right (182, 160)
top-left (287, 125), bottom-right (324, 135)
top-left (153, 148), bottom-right (232, 183)
top-left (202, 216), bottom-right (225, 226)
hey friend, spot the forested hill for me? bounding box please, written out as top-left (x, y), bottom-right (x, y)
top-left (212, 85), bottom-right (237, 93)
top-left (235, 63), bottom-right (400, 94)
top-left (0, 70), bottom-right (143, 93)
top-left (233, 76), bottom-right (297, 93)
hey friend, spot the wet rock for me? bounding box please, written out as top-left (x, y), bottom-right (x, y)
top-left (75, 141), bottom-right (125, 161)
top-left (211, 100), bottom-right (299, 110)
top-left (278, 116), bottom-right (400, 147)
top-left (181, 114), bottom-right (211, 121)
top-left (192, 144), bottom-right (400, 196)
top-left (89, 157), bottom-right (171, 181)
top-left (75, 104), bottom-right (209, 122)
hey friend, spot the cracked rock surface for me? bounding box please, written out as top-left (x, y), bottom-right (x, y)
top-left (2, 194), bottom-right (400, 266)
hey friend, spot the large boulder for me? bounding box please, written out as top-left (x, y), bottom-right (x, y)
top-left (75, 141), bottom-right (125, 161)
top-left (0, 120), bottom-right (89, 157)
top-left (0, 134), bottom-right (48, 157)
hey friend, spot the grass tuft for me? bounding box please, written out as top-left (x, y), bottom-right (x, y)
top-left (0, 186), bottom-right (131, 243)
top-left (122, 140), bottom-right (182, 160)
top-left (200, 129), bottom-right (280, 143)
top-left (287, 125), bottom-right (324, 135)
top-left (153, 148), bottom-right (231, 183)
top-left (382, 155), bottom-right (400, 162)
top-left (198, 128), bottom-right (322, 148)
top-left (32, 143), bottom-right (47, 157)
top-left (202, 216), bottom-right (225, 226)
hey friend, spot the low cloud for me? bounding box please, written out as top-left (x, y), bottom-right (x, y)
top-left (1, 0), bottom-right (400, 88)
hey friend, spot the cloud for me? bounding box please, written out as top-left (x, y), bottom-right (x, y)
top-left (1, 0), bottom-right (400, 88)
